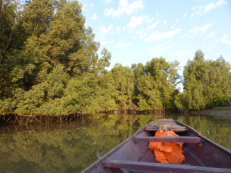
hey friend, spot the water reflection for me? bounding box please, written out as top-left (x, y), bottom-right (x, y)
top-left (172, 115), bottom-right (231, 149)
top-left (0, 114), bottom-right (230, 172)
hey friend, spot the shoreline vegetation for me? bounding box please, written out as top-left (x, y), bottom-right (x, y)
top-left (0, 109), bottom-right (166, 125)
top-left (1, 108), bottom-right (231, 125)
top-left (1, 0), bottom-right (231, 124)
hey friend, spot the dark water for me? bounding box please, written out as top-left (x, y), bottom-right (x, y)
top-left (0, 114), bottom-right (231, 173)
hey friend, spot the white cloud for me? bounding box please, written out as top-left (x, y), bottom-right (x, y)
top-left (198, 24), bottom-right (211, 32)
top-left (127, 16), bottom-right (142, 29)
top-left (144, 16), bottom-right (153, 24)
top-left (127, 15), bottom-right (153, 29)
top-left (152, 44), bottom-right (168, 54)
top-left (216, 0), bottom-right (228, 6)
top-left (111, 26), bottom-right (121, 35)
top-left (79, 2), bottom-right (94, 11)
top-left (147, 22), bottom-right (159, 31)
top-left (184, 13), bottom-right (188, 17)
top-left (126, 0), bottom-right (143, 15)
top-left (116, 42), bottom-right (131, 48)
top-left (182, 24), bottom-right (212, 38)
top-left (205, 0), bottom-right (228, 12)
top-left (191, 0), bottom-right (228, 17)
top-left (99, 24), bottom-right (113, 34)
top-left (135, 29), bottom-right (147, 39)
top-left (190, 6), bottom-right (203, 18)
top-left (101, 40), bottom-right (115, 46)
top-left (104, 0), bottom-right (113, 3)
top-left (221, 33), bottom-right (231, 44)
top-left (204, 3), bottom-right (216, 12)
top-left (104, 0), bottom-right (143, 17)
top-left (146, 28), bottom-right (182, 41)
top-left (163, 20), bottom-right (167, 24)
top-left (208, 32), bottom-right (215, 39)
top-left (92, 14), bottom-right (97, 20)
top-left (175, 50), bottom-right (188, 56)
top-left (189, 24), bottom-right (211, 35)
top-left (127, 16), bottom-right (143, 28)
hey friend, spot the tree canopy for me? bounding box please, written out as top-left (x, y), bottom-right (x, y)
top-left (132, 58), bottom-right (180, 111)
top-left (180, 50), bottom-right (231, 110)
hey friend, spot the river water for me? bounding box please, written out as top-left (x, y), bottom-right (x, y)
top-left (0, 113), bottom-right (231, 173)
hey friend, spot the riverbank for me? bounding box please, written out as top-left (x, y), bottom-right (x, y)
top-left (199, 109), bottom-right (231, 118)
top-left (0, 109), bottom-right (169, 125)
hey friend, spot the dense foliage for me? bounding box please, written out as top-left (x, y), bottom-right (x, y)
top-left (0, 0), bottom-right (111, 115)
top-left (132, 58), bottom-right (180, 110)
top-left (0, 0), bottom-right (231, 116)
top-left (176, 50), bottom-right (231, 110)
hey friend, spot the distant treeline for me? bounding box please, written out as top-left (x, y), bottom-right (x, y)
top-left (1, 0), bottom-right (231, 116)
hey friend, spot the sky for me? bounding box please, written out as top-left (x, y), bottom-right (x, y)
top-left (78, 0), bottom-right (231, 73)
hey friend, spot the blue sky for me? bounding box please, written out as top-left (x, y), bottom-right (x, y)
top-left (79, 0), bottom-right (231, 73)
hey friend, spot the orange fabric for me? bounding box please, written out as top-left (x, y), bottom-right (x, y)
top-left (148, 130), bottom-right (185, 164)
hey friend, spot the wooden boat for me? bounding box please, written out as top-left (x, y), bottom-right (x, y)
top-left (81, 119), bottom-right (231, 173)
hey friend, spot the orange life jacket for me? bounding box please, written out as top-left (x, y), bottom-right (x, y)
top-left (149, 130), bottom-right (185, 164)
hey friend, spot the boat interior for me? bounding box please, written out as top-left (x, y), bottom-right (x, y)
top-left (83, 119), bottom-right (231, 173)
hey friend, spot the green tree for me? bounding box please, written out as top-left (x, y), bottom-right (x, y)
top-left (0, 0), bottom-right (112, 115)
top-left (182, 50), bottom-right (231, 110)
top-left (133, 58), bottom-right (180, 111)
top-left (21, 0), bottom-right (53, 37)
top-left (110, 64), bottom-right (134, 111)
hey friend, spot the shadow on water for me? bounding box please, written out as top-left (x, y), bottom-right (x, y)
top-left (0, 113), bottom-right (230, 172)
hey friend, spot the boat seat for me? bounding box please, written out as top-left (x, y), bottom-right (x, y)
top-left (146, 120), bottom-right (187, 132)
top-left (133, 136), bottom-right (201, 143)
top-left (103, 160), bottom-right (231, 173)
top-left (145, 128), bottom-right (187, 133)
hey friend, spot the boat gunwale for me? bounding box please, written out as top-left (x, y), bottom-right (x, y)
top-left (81, 123), bottom-right (147, 173)
top-left (103, 159), bottom-right (231, 173)
top-left (176, 120), bottom-right (231, 155)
